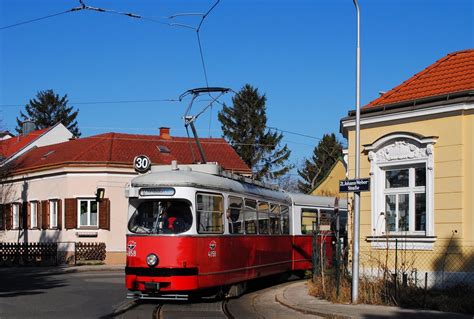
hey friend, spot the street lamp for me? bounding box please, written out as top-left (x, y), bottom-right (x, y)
top-left (352, 0), bottom-right (361, 304)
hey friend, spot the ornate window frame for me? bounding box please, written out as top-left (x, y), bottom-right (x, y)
top-left (364, 133), bottom-right (437, 250)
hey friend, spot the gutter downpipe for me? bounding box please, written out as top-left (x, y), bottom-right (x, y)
top-left (352, 0), bottom-right (361, 304)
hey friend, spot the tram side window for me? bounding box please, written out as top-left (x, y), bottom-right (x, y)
top-left (258, 201), bottom-right (270, 234)
top-left (227, 196), bottom-right (244, 234)
top-left (281, 205), bottom-right (290, 234)
top-left (320, 209), bottom-right (333, 231)
top-left (269, 204), bottom-right (281, 235)
top-left (244, 199), bottom-right (257, 234)
top-left (301, 209), bottom-right (318, 234)
top-left (197, 193), bottom-right (224, 234)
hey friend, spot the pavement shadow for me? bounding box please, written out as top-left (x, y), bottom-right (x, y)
top-left (0, 268), bottom-right (67, 298)
top-left (362, 311), bottom-right (470, 319)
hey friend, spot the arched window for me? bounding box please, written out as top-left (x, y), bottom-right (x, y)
top-left (365, 133), bottom-right (437, 250)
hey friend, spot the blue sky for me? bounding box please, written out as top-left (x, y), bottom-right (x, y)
top-left (0, 0), bottom-right (472, 172)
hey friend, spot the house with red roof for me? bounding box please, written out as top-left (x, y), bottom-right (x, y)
top-left (0, 127), bottom-right (250, 264)
top-left (340, 49), bottom-right (474, 287)
top-left (0, 122), bottom-right (73, 164)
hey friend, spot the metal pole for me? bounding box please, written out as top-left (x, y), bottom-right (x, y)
top-left (186, 118), bottom-right (207, 164)
top-left (351, 0), bottom-right (361, 304)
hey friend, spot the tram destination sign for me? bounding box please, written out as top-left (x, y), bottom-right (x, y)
top-left (339, 178), bottom-right (370, 192)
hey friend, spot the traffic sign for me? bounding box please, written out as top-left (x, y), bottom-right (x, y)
top-left (339, 178), bottom-right (370, 192)
top-left (133, 155), bottom-right (151, 173)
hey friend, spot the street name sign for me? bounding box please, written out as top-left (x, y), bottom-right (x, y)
top-left (339, 178), bottom-right (370, 192)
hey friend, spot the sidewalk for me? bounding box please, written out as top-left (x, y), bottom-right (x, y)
top-left (275, 281), bottom-right (472, 319)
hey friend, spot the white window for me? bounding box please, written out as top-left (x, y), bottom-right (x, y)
top-left (50, 200), bottom-right (58, 228)
top-left (12, 203), bottom-right (20, 229)
top-left (78, 199), bottom-right (98, 227)
top-left (366, 133), bottom-right (436, 250)
top-left (384, 165), bottom-right (426, 233)
top-left (30, 202), bottom-right (38, 229)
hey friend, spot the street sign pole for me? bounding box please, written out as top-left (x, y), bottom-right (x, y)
top-left (352, 0), bottom-right (361, 304)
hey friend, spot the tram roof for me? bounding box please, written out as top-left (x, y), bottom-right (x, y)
top-left (286, 193), bottom-right (348, 209)
top-left (130, 169), bottom-right (291, 203)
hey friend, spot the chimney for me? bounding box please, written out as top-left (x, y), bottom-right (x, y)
top-left (22, 120), bottom-right (36, 136)
top-left (159, 127), bottom-right (171, 140)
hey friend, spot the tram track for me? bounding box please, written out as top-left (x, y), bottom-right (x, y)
top-left (119, 277), bottom-right (305, 318)
top-left (155, 299), bottom-right (233, 319)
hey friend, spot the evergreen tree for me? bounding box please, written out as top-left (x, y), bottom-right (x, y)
top-left (218, 84), bottom-right (292, 181)
top-left (16, 89), bottom-right (81, 136)
top-left (297, 133), bottom-right (343, 193)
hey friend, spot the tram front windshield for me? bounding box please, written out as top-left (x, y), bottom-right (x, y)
top-left (128, 200), bottom-right (192, 234)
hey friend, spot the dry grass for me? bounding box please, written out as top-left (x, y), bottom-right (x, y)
top-left (308, 274), bottom-right (474, 314)
top-left (308, 274), bottom-right (388, 305)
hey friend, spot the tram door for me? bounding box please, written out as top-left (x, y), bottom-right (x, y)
top-left (299, 208), bottom-right (335, 268)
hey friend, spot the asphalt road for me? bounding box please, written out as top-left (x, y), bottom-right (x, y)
top-left (0, 269), bottom-right (318, 319)
top-left (0, 268), bottom-right (128, 318)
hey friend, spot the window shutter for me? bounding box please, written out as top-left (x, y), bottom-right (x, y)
top-left (57, 200), bottom-right (63, 230)
top-left (42, 200), bottom-right (49, 230)
top-left (5, 204), bottom-right (12, 230)
top-left (65, 198), bottom-right (77, 229)
top-left (99, 198), bottom-right (110, 230)
top-left (27, 202), bottom-right (31, 229)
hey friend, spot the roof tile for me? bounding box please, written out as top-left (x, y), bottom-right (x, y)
top-left (11, 132), bottom-right (251, 174)
top-left (0, 128), bottom-right (49, 158)
top-left (365, 49), bottom-right (474, 108)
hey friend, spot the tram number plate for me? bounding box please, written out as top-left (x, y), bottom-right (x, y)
top-left (208, 240), bottom-right (217, 258)
top-left (145, 282), bottom-right (160, 291)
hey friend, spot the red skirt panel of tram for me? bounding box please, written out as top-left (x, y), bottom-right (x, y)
top-left (125, 235), bottom-right (293, 293)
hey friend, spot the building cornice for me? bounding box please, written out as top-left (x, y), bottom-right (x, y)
top-left (341, 101), bottom-right (473, 136)
top-left (2, 164), bottom-right (137, 184)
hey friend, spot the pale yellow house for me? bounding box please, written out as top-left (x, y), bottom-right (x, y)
top-left (340, 49), bottom-right (474, 287)
top-left (310, 158), bottom-right (347, 198)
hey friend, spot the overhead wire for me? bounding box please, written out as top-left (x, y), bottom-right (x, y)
top-left (1, 1), bottom-right (224, 139)
top-left (1, 2), bottom-right (340, 166)
top-left (0, 98), bottom-right (180, 108)
top-left (71, 125), bottom-right (335, 149)
top-left (165, 1), bottom-right (222, 137)
top-left (0, 9), bottom-right (76, 31)
top-left (0, 1), bottom-right (184, 31)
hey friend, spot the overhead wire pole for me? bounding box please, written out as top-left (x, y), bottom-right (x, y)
top-left (351, 0), bottom-right (361, 304)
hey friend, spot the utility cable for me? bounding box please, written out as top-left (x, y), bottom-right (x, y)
top-left (0, 1), bottom-right (176, 31)
top-left (166, 1), bottom-right (221, 137)
top-left (0, 98), bottom-right (179, 108)
top-left (0, 9), bottom-right (75, 30)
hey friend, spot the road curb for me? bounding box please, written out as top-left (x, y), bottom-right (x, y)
top-left (275, 281), bottom-right (352, 319)
top-left (275, 281), bottom-right (473, 319)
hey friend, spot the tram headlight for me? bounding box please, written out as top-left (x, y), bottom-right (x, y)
top-left (146, 253), bottom-right (159, 267)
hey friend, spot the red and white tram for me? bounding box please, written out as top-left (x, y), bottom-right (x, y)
top-left (125, 162), bottom-right (347, 300)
